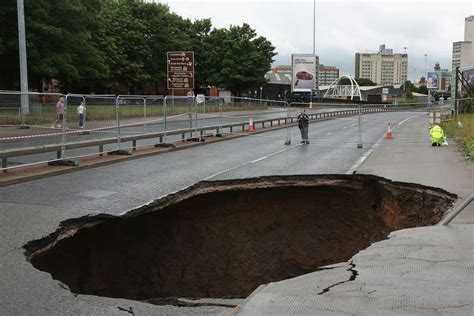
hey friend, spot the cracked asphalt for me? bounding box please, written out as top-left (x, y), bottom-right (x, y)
top-left (235, 115), bottom-right (474, 315)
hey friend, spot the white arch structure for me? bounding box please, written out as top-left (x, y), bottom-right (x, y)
top-left (323, 75), bottom-right (362, 100)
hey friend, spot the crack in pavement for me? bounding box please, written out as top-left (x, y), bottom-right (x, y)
top-left (145, 297), bottom-right (238, 308)
top-left (317, 261), bottom-right (359, 295)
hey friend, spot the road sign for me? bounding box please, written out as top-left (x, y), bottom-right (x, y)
top-left (167, 51), bottom-right (194, 90)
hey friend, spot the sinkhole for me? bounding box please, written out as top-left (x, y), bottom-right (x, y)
top-left (24, 175), bottom-right (456, 301)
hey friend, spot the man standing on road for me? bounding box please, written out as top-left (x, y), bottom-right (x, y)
top-left (52, 96), bottom-right (64, 128)
top-left (297, 108), bottom-right (310, 144)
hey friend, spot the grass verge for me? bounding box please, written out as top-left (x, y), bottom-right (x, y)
top-left (442, 113), bottom-right (474, 160)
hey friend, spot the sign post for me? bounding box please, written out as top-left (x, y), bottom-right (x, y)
top-left (167, 51), bottom-right (194, 90)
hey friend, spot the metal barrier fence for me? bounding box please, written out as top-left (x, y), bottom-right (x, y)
top-left (0, 90), bottom-right (471, 173)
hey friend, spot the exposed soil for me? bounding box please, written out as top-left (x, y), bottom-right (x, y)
top-left (24, 174), bottom-right (456, 300)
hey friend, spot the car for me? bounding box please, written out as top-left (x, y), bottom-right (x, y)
top-left (296, 71), bottom-right (314, 80)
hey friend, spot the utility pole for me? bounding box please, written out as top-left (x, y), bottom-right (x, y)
top-left (403, 47), bottom-right (407, 93)
top-left (310, 0), bottom-right (316, 107)
top-left (17, 0), bottom-right (30, 127)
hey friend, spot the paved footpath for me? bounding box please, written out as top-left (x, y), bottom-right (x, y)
top-left (235, 115), bottom-right (474, 315)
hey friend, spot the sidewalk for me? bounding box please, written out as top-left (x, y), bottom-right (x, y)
top-left (234, 115), bottom-right (474, 315)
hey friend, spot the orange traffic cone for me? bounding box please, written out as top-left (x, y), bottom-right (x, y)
top-left (385, 122), bottom-right (393, 139)
top-left (248, 115), bottom-right (255, 132)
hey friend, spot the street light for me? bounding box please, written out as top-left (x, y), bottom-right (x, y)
top-left (403, 47), bottom-right (407, 93)
top-left (17, 0), bottom-right (30, 127)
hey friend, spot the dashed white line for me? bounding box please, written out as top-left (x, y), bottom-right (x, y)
top-left (204, 143), bottom-right (302, 180)
top-left (326, 132), bottom-right (332, 136)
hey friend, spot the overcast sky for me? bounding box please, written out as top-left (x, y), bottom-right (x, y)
top-left (158, 0), bottom-right (473, 81)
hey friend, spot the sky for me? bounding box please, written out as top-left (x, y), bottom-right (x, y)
top-left (157, 0), bottom-right (473, 82)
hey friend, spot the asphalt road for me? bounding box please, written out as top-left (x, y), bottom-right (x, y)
top-left (0, 106), bottom-right (359, 167)
top-left (0, 110), bottom-right (426, 315)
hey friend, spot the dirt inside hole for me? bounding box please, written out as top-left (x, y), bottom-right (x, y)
top-left (24, 175), bottom-right (456, 301)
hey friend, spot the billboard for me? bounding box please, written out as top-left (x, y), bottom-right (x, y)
top-left (426, 72), bottom-right (438, 89)
top-left (462, 66), bottom-right (474, 85)
top-left (292, 54), bottom-right (317, 92)
top-left (167, 51), bottom-right (194, 90)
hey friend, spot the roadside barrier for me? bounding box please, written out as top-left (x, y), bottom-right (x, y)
top-left (2, 92), bottom-right (469, 173)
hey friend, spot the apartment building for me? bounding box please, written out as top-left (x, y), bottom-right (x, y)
top-left (318, 65), bottom-right (340, 86)
top-left (355, 45), bottom-right (408, 85)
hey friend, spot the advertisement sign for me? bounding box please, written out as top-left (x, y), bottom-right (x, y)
top-left (426, 72), bottom-right (438, 89)
top-left (292, 54), bottom-right (317, 92)
top-left (382, 88), bottom-right (389, 94)
top-left (167, 51), bottom-right (194, 90)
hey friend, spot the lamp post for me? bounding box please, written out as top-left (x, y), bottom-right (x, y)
top-left (310, 0), bottom-right (316, 108)
top-left (17, 0), bottom-right (30, 127)
top-left (413, 68), bottom-right (416, 83)
top-left (424, 54), bottom-right (430, 106)
top-left (403, 47), bottom-right (407, 93)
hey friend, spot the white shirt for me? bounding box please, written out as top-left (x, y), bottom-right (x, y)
top-left (77, 104), bottom-right (85, 114)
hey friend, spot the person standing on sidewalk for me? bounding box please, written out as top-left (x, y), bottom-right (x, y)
top-left (52, 96), bottom-right (64, 128)
top-left (77, 100), bottom-right (85, 128)
top-left (297, 108), bottom-right (310, 144)
top-left (429, 124), bottom-right (444, 146)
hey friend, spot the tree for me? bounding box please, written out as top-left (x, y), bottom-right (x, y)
top-left (355, 78), bottom-right (377, 86)
top-left (204, 23), bottom-right (275, 95)
top-left (24, 0), bottom-right (108, 91)
top-left (418, 85), bottom-right (428, 95)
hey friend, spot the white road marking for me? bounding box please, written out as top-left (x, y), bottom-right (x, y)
top-left (346, 114), bottom-right (418, 174)
top-left (398, 115), bottom-right (417, 126)
top-left (326, 132), bottom-right (332, 136)
top-left (204, 143), bottom-right (302, 180)
top-left (343, 126), bottom-right (348, 129)
top-left (345, 133), bottom-right (385, 174)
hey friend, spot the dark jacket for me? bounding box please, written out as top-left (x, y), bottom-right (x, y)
top-left (297, 112), bottom-right (309, 128)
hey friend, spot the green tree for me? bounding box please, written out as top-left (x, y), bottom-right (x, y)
top-left (418, 85), bottom-right (428, 95)
top-left (24, 0), bottom-right (108, 91)
top-left (355, 78), bottom-right (377, 86)
top-left (205, 23), bottom-right (276, 95)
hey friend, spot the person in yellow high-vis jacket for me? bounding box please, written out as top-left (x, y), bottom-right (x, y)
top-left (429, 124), bottom-right (444, 146)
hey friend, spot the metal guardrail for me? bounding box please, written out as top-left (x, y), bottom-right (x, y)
top-left (0, 106), bottom-right (420, 172)
top-left (442, 194), bottom-right (474, 225)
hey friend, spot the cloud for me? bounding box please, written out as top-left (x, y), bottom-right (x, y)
top-left (160, 0), bottom-right (472, 80)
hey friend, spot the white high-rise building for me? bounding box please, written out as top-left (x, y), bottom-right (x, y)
top-left (355, 45), bottom-right (408, 85)
top-left (452, 16), bottom-right (474, 70)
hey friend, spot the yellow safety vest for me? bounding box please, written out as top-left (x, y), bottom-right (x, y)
top-left (430, 125), bottom-right (444, 143)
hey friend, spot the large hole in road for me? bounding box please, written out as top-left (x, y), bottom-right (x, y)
top-left (24, 175), bottom-right (456, 301)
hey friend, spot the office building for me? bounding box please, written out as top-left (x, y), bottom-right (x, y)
top-left (318, 65), bottom-right (340, 86)
top-left (355, 45), bottom-right (408, 85)
top-left (452, 16), bottom-right (474, 70)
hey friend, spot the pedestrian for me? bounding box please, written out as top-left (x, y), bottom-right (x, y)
top-left (297, 108), bottom-right (310, 144)
top-left (77, 100), bottom-right (85, 128)
top-left (186, 90), bottom-right (194, 106)
top-left (52, 96), bottom-right (64, 128)
top-left (429, 124), bottom-right (444, 146)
